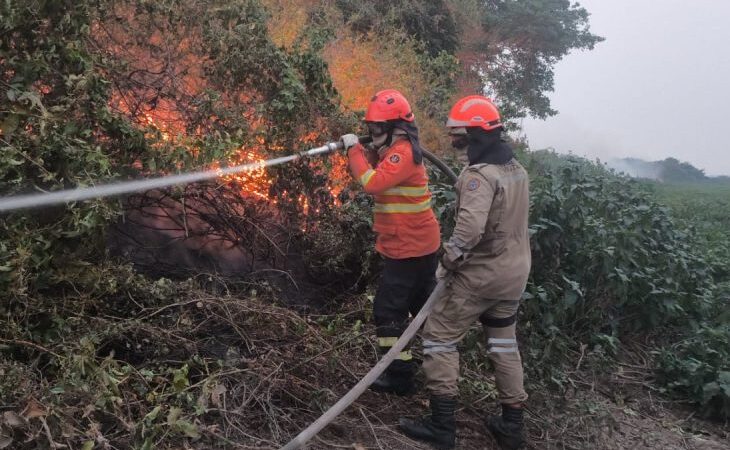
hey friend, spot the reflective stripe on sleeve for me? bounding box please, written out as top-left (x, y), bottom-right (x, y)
top-left (359, 169), bottom-right (376, 186)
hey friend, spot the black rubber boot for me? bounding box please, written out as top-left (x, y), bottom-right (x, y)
top-left (369, 359), bottom-right (416, 396)
top-left (486, 405), bottom-right (525, 450)
top-left (399, 396), bottom-right (456, 449)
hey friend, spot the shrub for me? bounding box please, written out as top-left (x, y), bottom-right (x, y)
top-left (657, 323), bottom-right (730, 419)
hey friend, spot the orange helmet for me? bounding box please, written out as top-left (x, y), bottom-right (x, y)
top-left (365, 89), bottom-right (415, 122)
top-left (446, 95), bottom-right (502, 131)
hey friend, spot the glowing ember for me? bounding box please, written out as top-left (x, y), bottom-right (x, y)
top-left (326, 152), bottom-right (349, 204)
top-left (225, 147), bottom-right (272, 200)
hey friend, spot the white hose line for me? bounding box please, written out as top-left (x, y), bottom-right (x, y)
top-left (0, 142), bottom-right (340, 213)
top-left (0, 137), bottom-right (459, 213)
top-left (280, 278), bottom-right (448, 450)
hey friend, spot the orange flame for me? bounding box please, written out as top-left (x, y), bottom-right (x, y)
top-left (224, 145), bottom-right (272, 201)
top-left (95, 3), bottom-right (354, 210)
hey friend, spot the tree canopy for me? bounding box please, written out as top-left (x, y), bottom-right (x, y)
top-left (466, 0), bottom-right (603, 118)
top-left (331, 0), bottom-right (603, 119)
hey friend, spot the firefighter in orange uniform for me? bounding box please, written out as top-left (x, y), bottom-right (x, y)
top-left (340, 89), bottom-right (441, 395)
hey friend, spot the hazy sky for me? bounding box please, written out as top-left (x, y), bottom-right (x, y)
top-left (520, 0), bottom-right (730, 176)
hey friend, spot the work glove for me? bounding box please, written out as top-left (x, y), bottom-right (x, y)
top-left (340, 133), bottom-right (359, 151)
top-left (435, 262), bottom-right (450, 280)
top-left (440, 240), bottom-right (464, 274)
top-left (440, 253), bottom-right (461, 272)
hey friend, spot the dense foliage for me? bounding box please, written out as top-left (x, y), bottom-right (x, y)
top-left (522, 152), bottom-right (728, 419)
top-left (1, 0), bottom-right (355, 297)
top-left (1, 1), bottom-right (727, 448)
top-left (1, 0), bottom-right (146, 298)
top-left (525, 152), bottom-right (714, 332)
top-left (335, 0), bottom-right (459, 56)
top-left (429, 149), bottom-right (730, 419)
top-left (649, 178), bottom-right (730, 418)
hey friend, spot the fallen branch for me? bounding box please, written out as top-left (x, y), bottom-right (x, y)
top-left (0, 338), bottom-right (62, 360)
top-left (280, 279), bottom-right (448, 450)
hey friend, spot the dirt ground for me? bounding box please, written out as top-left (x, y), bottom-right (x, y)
top-left (295, 343), bottom-right (729, 450)
top-left (301, 382), bottom-right (729, 450)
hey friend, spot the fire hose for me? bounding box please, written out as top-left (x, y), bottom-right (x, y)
top-left (280, 278), bottom-right (448, 450)
top-left (0, 136), bottom-right (456, 212)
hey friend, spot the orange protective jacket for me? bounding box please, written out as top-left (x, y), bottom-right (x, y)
top-left (348, 139), bottom-right (441, 259)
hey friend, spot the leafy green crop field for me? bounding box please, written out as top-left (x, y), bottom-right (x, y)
top-left (649, 179), bottom-right (730, 224)
top-left (642, 179), bottom-right (730, 418)
top-left (647, 179), bottom-right (729, 284)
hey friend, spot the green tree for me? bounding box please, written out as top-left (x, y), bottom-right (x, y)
top-left (659, 157), bottom-right (707, 182)
top-left (337, 1), bottom-right (603, 120)
top-left (457, 0), bottom-right (603, 119)
top-left (335, 0), bottom-right (459, 56)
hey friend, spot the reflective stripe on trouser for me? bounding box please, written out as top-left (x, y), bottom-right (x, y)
top-left (482, 321), bottom-right (525, 404)
top-left (421, 280), bottom-right (528, 403)
top-left (374, 254), bottom-right (437, 369)
top-left (374, 253), bottom-right (437, 336)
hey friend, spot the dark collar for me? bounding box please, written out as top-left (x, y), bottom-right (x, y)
top-left (467, 129), bottom-right (514, 165)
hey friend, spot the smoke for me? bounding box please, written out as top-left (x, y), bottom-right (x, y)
top-left (520, 0), bottom-right (730, 177)
top-left (605, 158), bottom-right (662, 181)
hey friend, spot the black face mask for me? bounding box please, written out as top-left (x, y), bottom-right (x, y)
top-left (464, 127), bottom-right (514, 165)
top-left (367, 122), bottom-right (389, 137)
top-left (451, 135), bottom-right (469, 150)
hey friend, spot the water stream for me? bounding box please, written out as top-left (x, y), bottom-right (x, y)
top-left (0, 142), bottom-right (339, 212)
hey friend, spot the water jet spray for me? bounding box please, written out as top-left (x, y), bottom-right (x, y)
top-left (0, 137), bottom-right (456, 213)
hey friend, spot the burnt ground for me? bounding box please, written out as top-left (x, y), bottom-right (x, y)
top-left (1, 285), bottom-right (727, 449)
